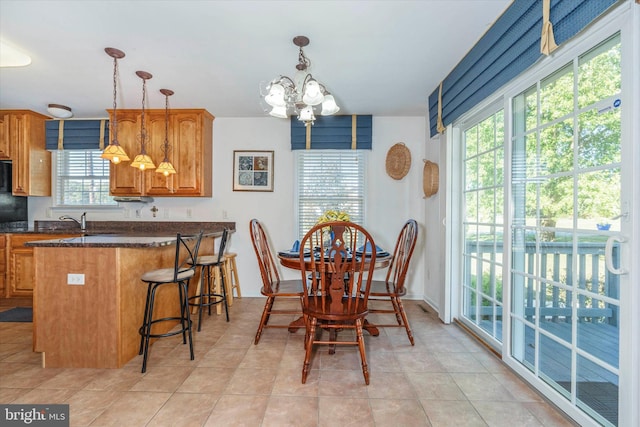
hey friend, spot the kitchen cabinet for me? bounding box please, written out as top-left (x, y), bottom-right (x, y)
top-left (0, 112), bottom-right (10, 159)
top-left (107, 109), bottom-right (213, 197)
top-left (0, 110), bottom-right (51, 196)
top-left (4, 233), bottom-right (77, 299)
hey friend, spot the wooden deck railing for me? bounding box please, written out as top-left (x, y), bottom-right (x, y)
top-left (466, 240), bottom-right (620, 326)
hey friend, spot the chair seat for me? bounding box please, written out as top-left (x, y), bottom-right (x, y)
top-left (303, 296), bottom-right (368, 321)
top-left (368, 280), bottom-right (407, 296)
top-left (141, 267), bottom-right (195, 283)
top-left (261, 279), bottom-right (303, 296)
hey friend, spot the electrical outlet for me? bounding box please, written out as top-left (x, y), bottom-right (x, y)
top-left (123, 208), bottom-right (130, 218)
top-left (222, 210), bottom-right (228, 219)
top-left (135, 209), bottom-right (141, 218)
top-left (67, 273), bottom-right (85, 285)
top-left (186, 209), bottom-right (192, 218)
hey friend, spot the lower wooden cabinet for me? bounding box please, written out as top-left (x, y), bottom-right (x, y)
top-left (3, 233), bottom-right (77, 300)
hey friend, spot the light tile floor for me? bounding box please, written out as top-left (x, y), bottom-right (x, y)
top-left (0, 298), bottom-right (578, 426)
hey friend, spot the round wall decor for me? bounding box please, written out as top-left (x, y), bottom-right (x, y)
top-left (423, 160), bottom-right (439, 198)
top-left (385, 142), bottom-right (411, 180)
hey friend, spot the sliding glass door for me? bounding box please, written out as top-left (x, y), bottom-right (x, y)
top-left (454, 21), bottom-right (636, 425)
top-left (510, 34), bottom-right (622, 427)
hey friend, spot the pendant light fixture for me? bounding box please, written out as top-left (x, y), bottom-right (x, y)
top-left (101, 47), bottom-right (130, 164)
top-left (156, 88), bottom-right (177, 177)
top-left (130, 70), bottom-right (156, 171)
top-left (261, 36), bottom-right (339, 127)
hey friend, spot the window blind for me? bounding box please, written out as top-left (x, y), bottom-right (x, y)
top-left (56, 150), bottom-right (115, 206)
top-left (427, 0), bottom-right (618, 137)
top-left (291, 115), bottom-right (372, 150)
top-left (46, 119), bottom-right (110, 150)
top-left (296, 150), bottom-right (365, 239)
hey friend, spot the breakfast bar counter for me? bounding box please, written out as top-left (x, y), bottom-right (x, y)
top-left (27, 222), bottom-right (234, 369)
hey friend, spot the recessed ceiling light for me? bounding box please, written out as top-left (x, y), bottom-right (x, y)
top-left (0, 40), bottom-right (31, 67)
top-left (47, 104), bottom-right (73, 119)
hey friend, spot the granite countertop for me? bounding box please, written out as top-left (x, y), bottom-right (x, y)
top-left (3, 220), bottom-right (235, 235)
top-left (6, 220), bottom-right (235, 248)
top-left (24, 233), bottom-right (200, 248)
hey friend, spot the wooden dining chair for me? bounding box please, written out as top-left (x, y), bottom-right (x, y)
top-left (250, 219), bottom-right (304, 344)
top-left (366, 219), bottom-right (418, 345)
top-left (299, 221), bottom-right (377, 385)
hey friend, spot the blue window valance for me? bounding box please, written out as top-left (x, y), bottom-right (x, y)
top-left (290, 115), bottom-right (372, 150)
top-left (45, 119), bottom-right (110, 150)
top-left (427, 0), bottom-right (618, 137)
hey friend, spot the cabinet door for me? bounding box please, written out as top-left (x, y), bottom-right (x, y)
top-left (6, 234), bottom-right (77, 299)
top-left (108, 111), bottom-right (144, 196)
top-left (146, 111), bottom-right (212, 196)
top-left (9, 247), bottom-right (35, 297)
top-left (8, 111), bottom-right (51, 197)
top-left (0, 112), bottom-right (10, 160)
top-left (144, 111), bottom-right (173, 194)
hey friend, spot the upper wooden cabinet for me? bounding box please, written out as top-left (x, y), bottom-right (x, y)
top-left (0, 110), bottom-right (51, 196)
top-left (107, 109), bottom-right (213, 197)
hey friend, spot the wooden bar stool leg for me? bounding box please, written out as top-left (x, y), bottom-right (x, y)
top-left (213, 265), bottom-right (223, 315)
top-left (223, 258), bottom-right (234, 306)
top-left (225, 253), bottom-right (242, 301)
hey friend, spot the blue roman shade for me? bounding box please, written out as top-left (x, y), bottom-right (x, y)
top-left (428, 0), bottom-right (618, 137)
top-left (45, 119), bottom-right (110, 150)
top-left (290, 115), bottom-right (372, 150)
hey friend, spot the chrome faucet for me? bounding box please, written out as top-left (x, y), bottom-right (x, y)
top-left (59, 212), bottom-right (87, 233)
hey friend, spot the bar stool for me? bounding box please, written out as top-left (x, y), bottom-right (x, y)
top-left (223, 252), bottom-right (242, 305)
top-left (188, 229), bottom-right (230, 331)
top-left (138, 231), bottom-right (203, 373)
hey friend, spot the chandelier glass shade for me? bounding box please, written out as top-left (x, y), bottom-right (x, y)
top-left (261, 36), bottom-right (339, 126)
top-left (156, 88), bottom-right (177, 177)
top-left (101, 47), bottom-right (130, 164)
top-left (130, 71), bottom-right (156, 171)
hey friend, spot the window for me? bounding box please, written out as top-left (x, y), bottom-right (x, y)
top-left (296, 150), bottom-right (366, 238)
top-left (55, 150), bottom-right (116, 206)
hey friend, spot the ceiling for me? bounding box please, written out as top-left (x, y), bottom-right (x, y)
top-left (0, 0), bottom-right (511, 120)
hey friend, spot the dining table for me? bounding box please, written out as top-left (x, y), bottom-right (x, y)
top-left (277, 247), bottom-right (392, 336)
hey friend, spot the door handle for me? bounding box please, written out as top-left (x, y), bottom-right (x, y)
top-left (605, 235), bottom-right (627, 275)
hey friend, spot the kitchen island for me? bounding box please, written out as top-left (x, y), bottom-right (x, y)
top-left (26, 226), bottom-right (232, 369)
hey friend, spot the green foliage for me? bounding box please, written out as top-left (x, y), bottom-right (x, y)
top-left (520, 37), bottom-right (621, 223)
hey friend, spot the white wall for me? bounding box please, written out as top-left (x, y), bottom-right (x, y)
top-left (28, 116), bottom-right (442, 302)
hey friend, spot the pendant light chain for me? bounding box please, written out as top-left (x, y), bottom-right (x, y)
top-left (164, 93), bottom-right (169, 152)
top-left (140, 77), bottom-right (147, 154)
top-left (111, 56), bottom-right (118, 142)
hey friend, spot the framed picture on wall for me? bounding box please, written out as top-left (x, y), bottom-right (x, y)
top-left (233, 150), bottom-right (274, 192)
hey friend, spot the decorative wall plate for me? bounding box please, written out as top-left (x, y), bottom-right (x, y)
top-left (385, 142), bottom-right (411, 180)
top-left (423, 160), bottom-right (439, 198)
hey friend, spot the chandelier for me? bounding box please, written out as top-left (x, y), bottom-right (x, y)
top-left (130, 70), bottom-right (156, 171)
top-left (101, 47), bottom-right (130, 164)
top-left (261, 36), bottom-right (339, 126)
top-left (156, 88), bottom-right (177, 176)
